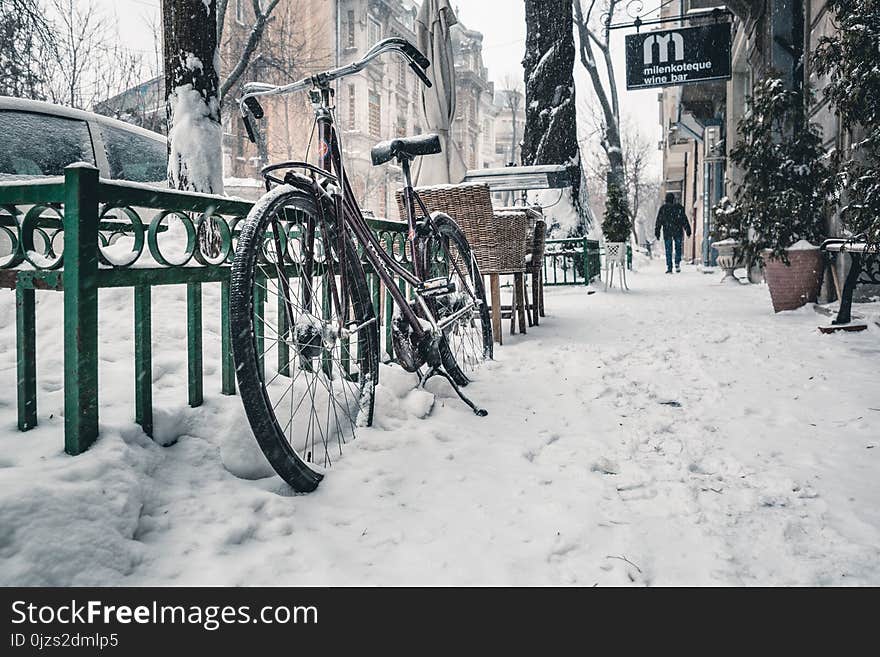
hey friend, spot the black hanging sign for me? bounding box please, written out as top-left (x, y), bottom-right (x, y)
top-left (625, 22), bottom-right (732, 90)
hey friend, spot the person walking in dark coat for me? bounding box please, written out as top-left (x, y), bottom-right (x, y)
top-left (654, 192), bottom-right (692, 273)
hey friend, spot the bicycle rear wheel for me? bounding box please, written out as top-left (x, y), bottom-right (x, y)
top-left (424, 213), bottom-right (493, 386)
top-left (231, 184), bottom-right (379, 492)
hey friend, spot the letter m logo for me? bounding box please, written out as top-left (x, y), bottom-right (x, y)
top-left (643, 32), bottom-right (684, 65)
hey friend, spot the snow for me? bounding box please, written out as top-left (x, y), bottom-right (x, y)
top-left (1, 260), bottom-right (879, 585)
top-left (167, 84), bottom-right (224, 195)
top-left (184, 53), bottom-right (204, 73)
top-left (528, 188), bottom-right (583, 237)
top-left (789, 239), bottom-right (819, 251)
top-left (224, 177), bottom-right (263, 188)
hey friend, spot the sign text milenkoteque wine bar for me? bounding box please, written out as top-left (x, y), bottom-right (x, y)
top-left (625, 22), bottom-right (732, 90)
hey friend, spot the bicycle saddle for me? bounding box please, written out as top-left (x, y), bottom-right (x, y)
top-left (371, 133), bottom-right (441, 166)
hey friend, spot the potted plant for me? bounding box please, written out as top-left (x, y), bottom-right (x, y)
top-left (710, 197), bottom-right (746, 284)
top-left (602, 182), bottom-right (631, 268)
top-left (727, 78), bottom-right (833, 312)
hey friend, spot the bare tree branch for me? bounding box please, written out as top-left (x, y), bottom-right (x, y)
top-left (219, 0), bottom-right (282, 100)
top-left (602, 0), bottom-right (620, 124)
top-left (573, 0), bottom-right (617, 153)
top-left (217, 0), bottom-right (229, 43)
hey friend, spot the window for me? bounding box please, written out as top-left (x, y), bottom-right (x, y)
top-left (397, 56), bottom-right (407, 88)
top-left (100, 124), bottom-right (167, 183)
top-left (346, 10), bottom-right (356, 48)
top-left (368, 16), bottom-right (381, 47)
top-left (236, 0), bottom-right (246, 24)
top-left (396, 114), bottom-right (407, 138)
top-left (347, 84), bottom-right (357, 130)
top-left (0, 111), bottom-right (95, 178)
top-left (402, 10), bottom-right (414, 32)
top-left (742, 66), bottom-right (754, 116)
top-left (368, 90), bottom-right (381, 138)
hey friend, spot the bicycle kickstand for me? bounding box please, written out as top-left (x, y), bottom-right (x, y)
top-left (418, 367), bottom-right (488, 417)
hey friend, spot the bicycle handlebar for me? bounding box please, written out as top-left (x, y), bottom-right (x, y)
top-left (238, 37), bottom-right (432, 142)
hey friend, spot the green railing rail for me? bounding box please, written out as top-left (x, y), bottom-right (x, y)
top-left (542, 237), bottom-right (601, 286)
top-left (0, 163), bottom-right (409, 455)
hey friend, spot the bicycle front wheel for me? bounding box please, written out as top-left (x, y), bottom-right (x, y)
top-left (230, 184), bottom-right (379, 492)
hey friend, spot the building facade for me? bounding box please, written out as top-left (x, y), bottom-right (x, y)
top-left (224, 0), bottom-right (500, 217)
top-left (657, 0), bottom-right (729, 266)
top-left (221, 0), bottom-right (335, 185)
top-left (98, 0), bottom-right (507, 217)
top-left (658, 0), bottom-right (843, 276)
top-left (492, 88), bottom-right (525, 169)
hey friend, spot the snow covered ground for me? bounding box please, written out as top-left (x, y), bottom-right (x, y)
top-left (1, 258), bottom-right (878, 586)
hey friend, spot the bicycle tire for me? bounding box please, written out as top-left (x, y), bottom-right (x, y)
top-left (231, 184), bottom-right (379, 492)
top-left (425, 213), bottom-right (493, 386)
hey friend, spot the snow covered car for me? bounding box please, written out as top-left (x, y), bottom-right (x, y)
top-left (0, 97), bottom-right (170, 265)
top-left (0, 96), bottom-right (167, 182)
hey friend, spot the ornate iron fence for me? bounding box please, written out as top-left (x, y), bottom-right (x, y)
top-left (542, 237), bottom-right (601, 286)
top-left (0, 163), bottom-right (410, 455)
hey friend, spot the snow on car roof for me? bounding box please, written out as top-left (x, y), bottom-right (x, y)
top-left (0, 96), bottom-right (166, 145)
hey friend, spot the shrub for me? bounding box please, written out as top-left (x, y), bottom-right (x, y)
top-left (814, 0), bottom-right (880, 246)
top-left (727, 78), bottom-right (832, 265)
top-left (602, 182), bottom-right (631, 243)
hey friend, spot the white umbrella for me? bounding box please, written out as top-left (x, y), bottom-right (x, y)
top-left (414, 0), bottom-right (468, 186)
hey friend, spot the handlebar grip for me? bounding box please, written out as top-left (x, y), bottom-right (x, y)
top-left (401, 41), bottom-right (431, 70)
top-left (242, 114), bottom-right (257, 144)
top-left (409, 61), bottom-right (433, 88)
top-left (243, 96), bottom-right (264, 119)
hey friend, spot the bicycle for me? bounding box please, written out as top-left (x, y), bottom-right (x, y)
top-left (232, 38), bottom-right (493, 492)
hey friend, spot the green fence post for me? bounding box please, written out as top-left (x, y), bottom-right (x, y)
top-left (220, 278), bottom-right (235, 395)
top-left (16, 282), bottom-right (37, 431)
top-left (134, 285), bottom-right (152, 437)
top-left (277, 283), bottom-right (290, 378)
top-left (62, 163), bottom-right (100, 455)
top-left (187, 282), bottom-right (203, 407)
top-left (582, 237), bottom-right (589, 285)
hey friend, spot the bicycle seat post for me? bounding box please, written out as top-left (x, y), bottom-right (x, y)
top-left (399, 155), bottom-right (414, 192)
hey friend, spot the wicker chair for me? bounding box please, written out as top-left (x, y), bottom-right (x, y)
top-left (395, 183), bottom-right (529, 344)
top-left (497, 206), bottom-right (546, 327)
top-left (525, 214), bottom-right (547, 325)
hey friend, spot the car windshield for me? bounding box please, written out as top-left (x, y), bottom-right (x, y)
top-left (100, 123), bottom-right (167, 183)
top-left (0, 110), bottom-right (96, 178)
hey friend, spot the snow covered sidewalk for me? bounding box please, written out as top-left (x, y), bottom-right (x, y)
top-left (1, 259), bottom-right (878, 586)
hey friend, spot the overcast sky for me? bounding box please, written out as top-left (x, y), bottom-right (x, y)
top-left (91, 0), bottom-right (662, 175)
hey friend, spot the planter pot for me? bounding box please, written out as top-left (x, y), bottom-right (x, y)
top-left (762, 246), bottom-right (824, 312)
top-left (605, 242), bottom-right (627, 264)
top-left (713, 239), bottom-right (744, 285)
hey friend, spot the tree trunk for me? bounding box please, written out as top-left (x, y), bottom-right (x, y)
top-left (162, 0), bottom-right (224, 194)
top-left (521, 0), bottom-right (581, 217)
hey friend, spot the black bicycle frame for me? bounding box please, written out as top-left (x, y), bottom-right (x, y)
top-left (307, 91), bottom-right (425, 338)
top-left (264, 85), bottom-right (477, 342)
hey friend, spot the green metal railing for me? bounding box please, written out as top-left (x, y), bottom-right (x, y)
top-left (542, 237), bottom-right (601, 286)
top-left (0, 163), bottom-right (410, 455)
